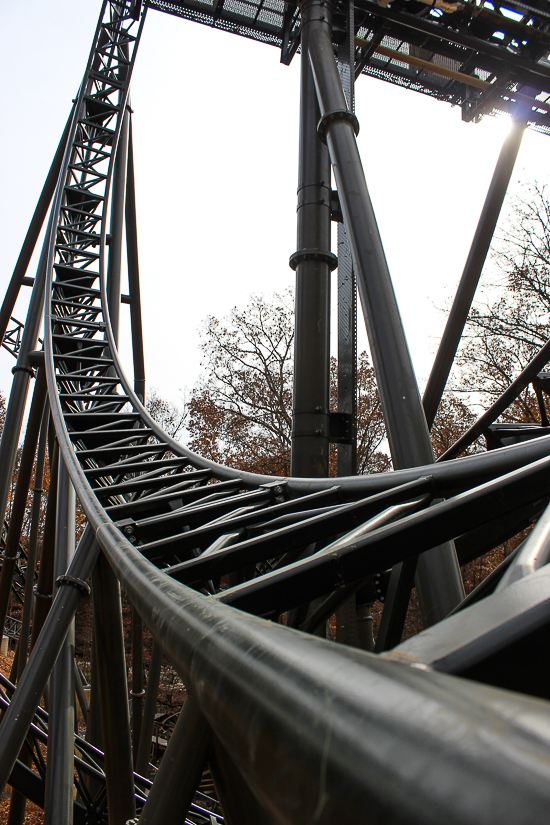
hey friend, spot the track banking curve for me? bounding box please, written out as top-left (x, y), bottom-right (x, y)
top-left (1, 1), bottom-right (550, 823)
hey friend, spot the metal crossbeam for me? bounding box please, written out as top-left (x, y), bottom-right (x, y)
top-left (1, 0), bottom-right (550, 822)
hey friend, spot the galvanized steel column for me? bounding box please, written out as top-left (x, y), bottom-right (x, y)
top-left (44, 459), bottom-right (75, 825)
top-left (290, 0), bottom-right (335, 478)
top-left (107, 106), bottom-right (130, 345)
top-left (337, 0), bottom-right (357, 479)
top-left (306, 13), bottom-right (464, 622)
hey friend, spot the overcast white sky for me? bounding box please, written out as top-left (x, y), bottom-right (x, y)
top-left (2, 0), bottom-right (550, 414)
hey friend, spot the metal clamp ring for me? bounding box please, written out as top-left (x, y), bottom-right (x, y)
top-left (11, 366), bottom-right (35, 378)
top-left (289, 249), bottom-right (338, 271)
top-left (55, 575), bottom-right (91, 597)
top-left (317, 110), bottom-right (360, 144)
top-left (0, 552), bottom-right (19, 561)
top-left (33, 587), bottom-right (51, 600)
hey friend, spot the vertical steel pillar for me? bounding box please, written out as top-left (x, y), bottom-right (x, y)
top-left (0, 365), bottom-right (47, 636)
top-left (305, 5), bottom-right (464, 623)
top-left (92, 552), bottom-right (135, 824)
top-left (290, 0), bottom-right (334, 479)
top-left (44, 459), bottom-right (75, 825)
top-left (137, 697), bottom-right (211, 824)
top-left (423, 117), bottom-right (526, 429)
top-left (334, 0), bottom-right (359, 647)
top-left (0, 527), bottom-right (99, 797)
top-left (131, 608), bottom-right (144, 762)
top-left (107, 106), bottom-right (130, 345)
top-left (15, 406), bottom-right (49, 681)
top-left (135, 641), bottom-right (162, 777)
top-left (336, 0), bottom-right (357, 479)
top-left (30, 440), bottom-right (59, 651)
top-left (126, 117), bottom-right (147, 750)
top-left (86, 636), bottom-right (103, 752)
top-left (126, 116), bottom-right (146, 404)
top-left (0, 212), bottom-right (54, 533)
top-left (209, 735), bottom-right (274, 825)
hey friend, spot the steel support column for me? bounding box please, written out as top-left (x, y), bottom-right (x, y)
top-left (0, 364), bottom-right (47, 637)
top-left (15, 406), bottom-right (49, 681)
top-left (306, 6), bottom-right (464, 623)
top-left (337, 0), bottom-right (357, 479)
top-left (290, 0), bottom-right (333, 478)
top-left (29, 440), bottom-right (59, 652)
top-left (423, 117), bottom-right (526, 429)
top-left (0, 527), bottom-right (99, 796)
top-left (44, 459), bottom-right (75, 825)
top-left (335, 0), bottom-right (358, 646)
top-left (137, 697), bottom-right (211, 824)
top-left (0, 213), bottom-right (54, 531)
top-left (107, 106), bottom-right (130, 345)
top-left (131, 608), bottom-right (144, 762)
top-left (92, 552), bottom-right (135, 824)
top-left (126, 115), bottom-right (146, 403)
top-left (135, 641), bottom-right (162, 777)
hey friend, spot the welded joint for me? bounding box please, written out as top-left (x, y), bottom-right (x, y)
top-left (317, 109), bottom-right (359, 144)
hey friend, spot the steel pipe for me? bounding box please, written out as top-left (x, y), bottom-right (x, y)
top-left (137, 697), bottom-right (211, 824)
top-left (15, 405), bottom-right (49, 681)
top-left (92, 551), bottom-right (136, 824)
top-left (423, 118), bottom-right (526, 429)
top-left (44, 459), bottom-right (76, 825)
top-left (0, 365), bottom-right (47, 636)
top-left (290, 0), bottom-right (332, 477)
top-left (85, 521), bottom-right (550, 825)
top-left (126, 116), bottom-right (146, 403)
top-left (135, 641), bottom-right (162, 778)
top-left (0, 212), bottom-right (55, 530)
top-left (0, 526), bottom-right (99, 795)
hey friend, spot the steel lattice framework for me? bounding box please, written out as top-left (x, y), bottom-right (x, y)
top-left (1, 0), bottom-right (550, 823)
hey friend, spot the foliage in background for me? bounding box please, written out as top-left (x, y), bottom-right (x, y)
top-left (456, 182), bottom-right (550, 422)
top-left (186, 291), bottom-right (398, 475)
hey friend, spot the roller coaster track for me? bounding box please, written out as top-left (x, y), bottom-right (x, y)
top-left (2, 0), bottom-right (550, 822)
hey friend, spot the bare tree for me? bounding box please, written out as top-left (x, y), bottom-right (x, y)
top-left (186, 290), bottom-right (394, 475)
top-left (456, 182), bottom-right (550, 423)
top-left (146, 388), bottom-right (187, 440)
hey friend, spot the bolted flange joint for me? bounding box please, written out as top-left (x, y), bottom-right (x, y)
top-left (55, 575), bottom-right (91, 597)
top-left (289, 248), bottom-right (338, 271)
top-left (317, 109), bottom-right (360, 144)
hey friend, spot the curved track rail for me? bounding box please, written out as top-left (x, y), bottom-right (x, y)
top-left (2, 1), bottom-right (550, 823)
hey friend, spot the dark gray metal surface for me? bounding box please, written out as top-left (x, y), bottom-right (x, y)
top-left (0, 0), bottom-right (550, 822)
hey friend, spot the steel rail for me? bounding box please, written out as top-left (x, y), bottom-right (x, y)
top-left (3, 1), bottom-right (550, 822)
top-left (56, 519), bottom-right (550, 824)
